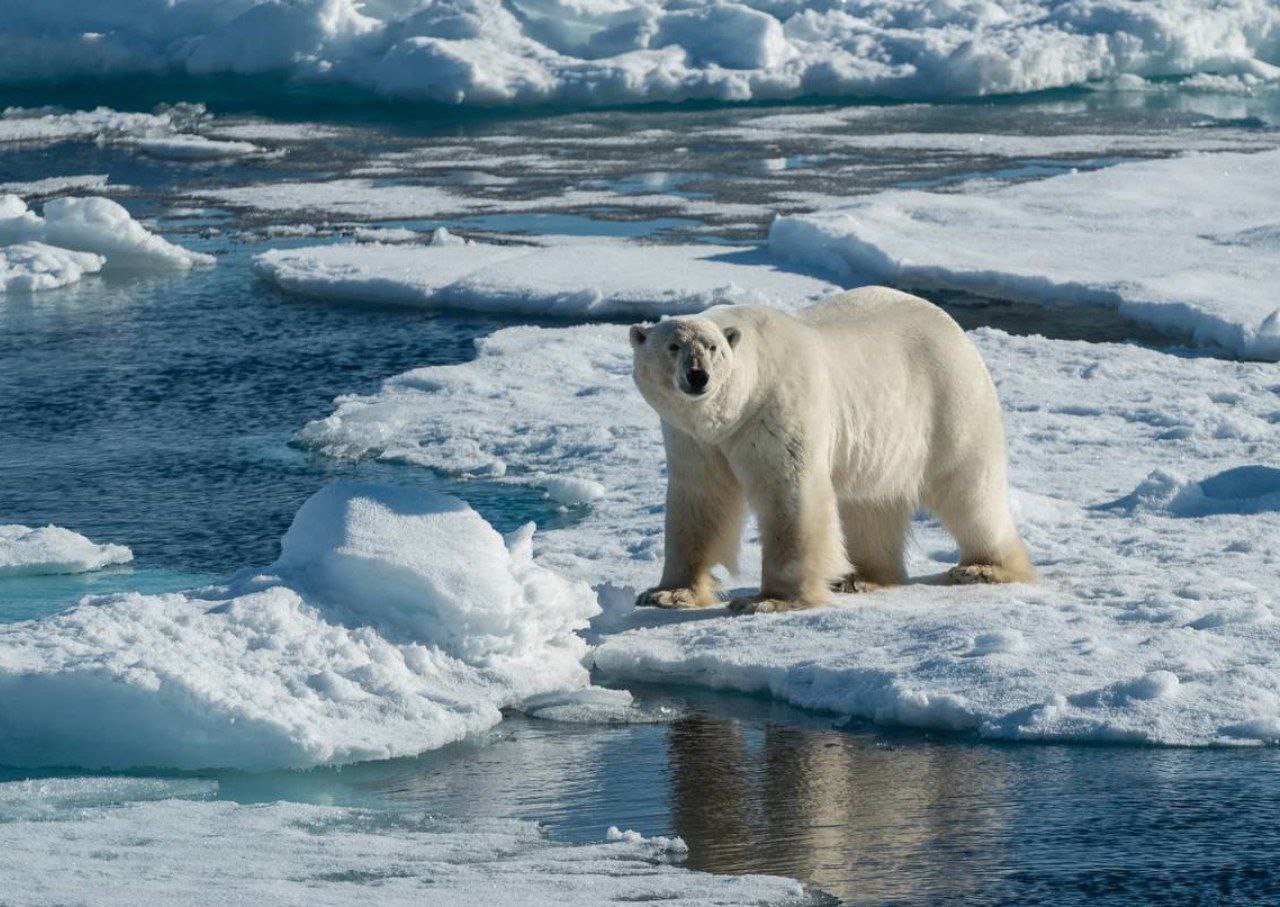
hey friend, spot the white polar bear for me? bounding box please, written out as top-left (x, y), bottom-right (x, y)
top-left (629, 286), bottom-right (1034, 613)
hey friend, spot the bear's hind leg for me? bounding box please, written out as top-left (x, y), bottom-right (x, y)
top-left (834, 499), bottom-right (911, 593)
top-left (927, 468), bottom-right (1035, 586)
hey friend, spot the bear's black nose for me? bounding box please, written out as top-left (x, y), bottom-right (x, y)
top-left (686, 368), bottom-right (709, 392)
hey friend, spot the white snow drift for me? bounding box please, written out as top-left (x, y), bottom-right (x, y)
top-left (770, 149), bottom-right (1280, 361)
top-left (0, 194), bottom-right (212, 292)
top-left (0, 482), bottom-right (602, 770)
top-left (0, 524), bottom-right (133, 576)
top-left (0, 778), bottom-right (808, 906)
top-left (300, 322), bottom-right (1280, 747)
top-left (255, 238), bottom-right (837, 317)
top-left (0, 0), bottom-right (1276, 105)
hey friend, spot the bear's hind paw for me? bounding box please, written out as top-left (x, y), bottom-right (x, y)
top-left (832, 574), bottom-right (882, 595)
top-left (948, 564), bottom-right (1023, 585)
top-left (728, 596), bottom-right (816, 615)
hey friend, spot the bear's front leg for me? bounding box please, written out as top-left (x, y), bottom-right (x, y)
top-left (729, 470), bottom-right (848, 615)
top-left (636, 423), bottom-right (744, 610)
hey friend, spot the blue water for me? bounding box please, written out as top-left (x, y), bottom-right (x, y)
top-left (2, 92), bottom-right (1279, 903)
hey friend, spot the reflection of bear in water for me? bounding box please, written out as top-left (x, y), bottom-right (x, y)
top-left (630, 287), bottom-right (1033, 613)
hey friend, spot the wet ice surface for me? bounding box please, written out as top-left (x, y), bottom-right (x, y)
top-left (2, 90), bottom-right (1280, 903)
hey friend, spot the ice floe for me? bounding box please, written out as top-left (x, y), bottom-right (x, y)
top-left (0, 482), bottom-right (602, 770)
top-left (0, 524), bottom-right (133, 576)
top-left (770, 149), bottom-right (1280, 360)
top-left (0, 194), bottom-right (213, 290)
top-left (133, 134), bottom-right (262, 161)
top-left (0, 1), bottom-right (1276, 106)
top-left (0, 778), bottom-right (809, 906)
top-left (300, 320), bottom-right (1280, 746)
top-left (256, 238), bottom-right (837, 317)
top-left (0, 106), bottom-right (187, 145)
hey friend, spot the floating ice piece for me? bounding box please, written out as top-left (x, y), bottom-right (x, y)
top-left (0, 194), bottom-right (213, 288)
top-left (0, 242), bottom-right (104, 292)
top-left (0, 524), bottom-right (132, 576)
top-left (0, 779), bottom-right (809, 906)
top-left (770, 149), bottom-right (1280, 360)
top-left (255, 239), bottom-right (837, 317)
top-left (0, 1), bottom-right (1276, 106)
top-left (0, 106), bottom-right (186, 145)
top-left (0, 483), bottom-right (599, 770)
top-left (301, 317), bottom-right (1280, 746)
top-left (133, 134), bottom-right (261, 161)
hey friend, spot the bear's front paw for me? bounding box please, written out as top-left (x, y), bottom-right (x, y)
top-left (949, 564), bottom-right (1007, 585)
top-left (728, 595), bottom-right (813, 615)
top-left (635, 586), bottom-right (716, 609)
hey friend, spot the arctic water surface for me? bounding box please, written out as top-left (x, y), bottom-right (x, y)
top-left (2, 85), bottom-right (1279, 905)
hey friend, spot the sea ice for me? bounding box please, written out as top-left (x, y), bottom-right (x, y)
top-left (770, 149), bottom-right (1280, 360)
top-left (0, 194), bottom-right (213, 290)
top-left (133, 134), bottom-right (262, 161)
top-left (0, 778), bottom-right (809, 906)
top-left (0, 482), bottom-right (603, 770)
top-left (255, 239), bottom-right (837, 317)
top-left (300, 321), bottom-right (1280, 746)
top-left (0, 524), bottom-right (132, 576)
top-left (0, 1), bottom-right (1275, 106)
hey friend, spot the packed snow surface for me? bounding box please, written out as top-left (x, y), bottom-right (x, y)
top-left (0, 1), bottom-right (1276, 105)
top-left (0, 482), bottom-right (602, 770)
top-left (0, 524), bottom-right (133, 576)
top-left (301, 321), bottom-right (1280, 746)
top-left (0, 194), bottom-right (213, 290)
top-left (256, 239), bottom-right (838, 317)
top-left (0, 779), bottom-right (809, 906)
top-left (770, 149), bottom-right (1280, 360)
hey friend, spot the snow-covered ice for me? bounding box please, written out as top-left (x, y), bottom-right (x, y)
top-left (300, 320), bottom-right (1280, 746)
top-left (0, 524), bottom-right (133, 576)
top-left (770, 149), bottom-right (1280, 360)
top-left (0, 194), bottom-right (212, 290)
top-left (0, 778), bottom-right (809, 906)
top-left (0, 482), bottom-right (605, 770)
top-left (0, 1), bottom-right (1276, 106)
top-left (0, 106), bottom-right (186, 145)
top-left (133, 134), bottom-right (261, 161)
top-left (256, 239), bottom-right (837, 317)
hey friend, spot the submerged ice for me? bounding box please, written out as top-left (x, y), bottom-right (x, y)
top-left (0, 0), bottom-right (1276, 105)
top-left (0, 483), bottom-right (601, 770)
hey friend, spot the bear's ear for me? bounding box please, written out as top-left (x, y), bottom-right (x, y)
top-left (629, 324), bottom-right (648, 347)
top-left (724, 326), bottom-right (742, 348)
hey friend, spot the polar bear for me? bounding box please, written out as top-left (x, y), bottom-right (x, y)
top-left (629, 286), bottom-right (1034, 613)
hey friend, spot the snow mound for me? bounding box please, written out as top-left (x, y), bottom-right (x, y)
top-left (0, 524), bottom-right (133, 576)
top-left (133, 134), bottom-right (261, 161)
top-left (255, 240), bottom-right (837, 317)
top-left (770, 149), bottom-right (1280, 361)
top-left (301, 320), bottom-right (1280, 746)
top-left (0, 779), bottom-right (809, 906)
top-left (0, 1), bottom-right (1276, 106)
top-left (1101, 466), bottom-right (1280, 517)
top-left (0, 482), bottom-right (600, 770)
top-left (0, 195), bottom-right (213, 291)
top-left (0, 242), bottom-right (104, 292)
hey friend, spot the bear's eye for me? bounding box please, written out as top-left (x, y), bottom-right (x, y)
top-left (667, 343), bottom-right (679, 353)
top-left (709, 344), bottom-right (717, 353)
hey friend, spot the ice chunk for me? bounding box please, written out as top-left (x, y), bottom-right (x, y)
top-left (0, 1), bottom-right (1276, 105)
top-left (255, 239), bottom-right (837, 317)
top-left (133, 134), bottom-right (261, 161)
top-left (0, 524), bottom-right (132, 576)
top-left (0, 242), bottom-right (104, 292)
top-left (0, 483), bottom-right (599, 770)
top-left (770, 149), bottom-right (1280, 360)
top-left (0, 780), bottom-right (809, 906)
top-left (0, 106), bottom-right (186, 145)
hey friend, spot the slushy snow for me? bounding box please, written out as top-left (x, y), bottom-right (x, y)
top-left (770, 149), bottom-right (1280, 360)
top-left (255, 239), bottom-right (837, 317)
top-left (0, 194), bottom-right (212, 291)
top-left (0, 482), bottom-right (603, 770)
top-left (0, 0), bottom-right (1275, 106)
top-left (0, 524), bottom-right (133, 576)
top-left (300, 323), bottom-right (1280, 747)
top-left (0, 779), bottom-right (809, 906)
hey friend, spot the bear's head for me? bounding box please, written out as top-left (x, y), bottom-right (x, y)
top-left (629, 315), bottom-right (746, 437)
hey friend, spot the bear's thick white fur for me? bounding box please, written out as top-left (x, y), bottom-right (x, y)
top-left (630, 286), bottom-right (1034, 613)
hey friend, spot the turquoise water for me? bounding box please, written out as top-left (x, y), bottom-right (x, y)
top-left (2, 90), bottom-right (1279, 903)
